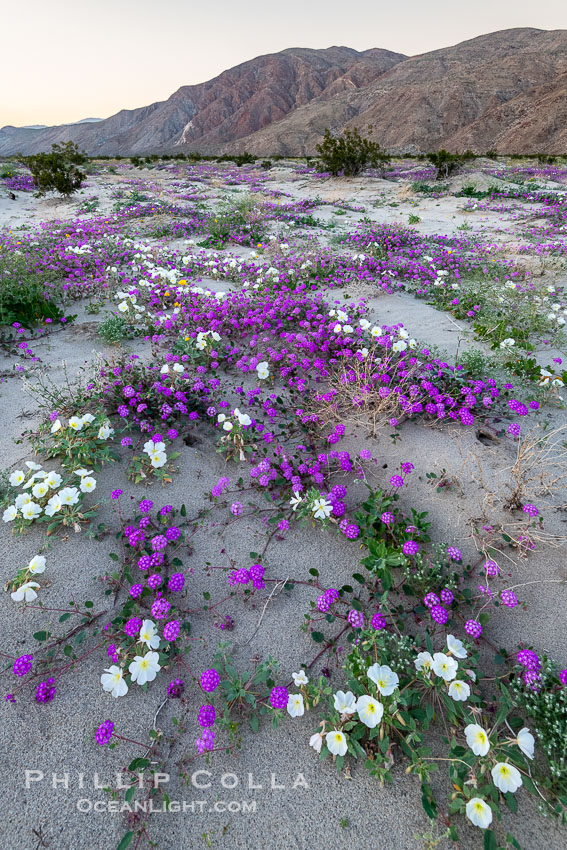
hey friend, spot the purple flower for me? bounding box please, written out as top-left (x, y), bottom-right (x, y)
top-left (95, 720), bottom-right (114, 746)
top-left (371, 612), bottom-right (386, 630)
top-left (559, 669), bottom-right (567, 686)
top-left (165, 526), bottom-right (180, 542)
top-left (13, 654), bottom-right (33, 677)
top-left (402, 540), bottom-right (419, 556)
top-left (168, 678), bottom-right (185, 698)
top-left (381, 512), bottom-right (394, 525)
top-left (464, 619), bottom-right (482, 639)
top-left (390, 475), bottom-right (404, 488)
top-left (129, 584), bottom-right (143, 599)
top-left (35, 678), bottom-right (56, 703)
top-left (230, 502), bottom-right (243, 516)
top-left (522, 504), bottom-right (539, 517)
top-left (440, 588), bottom-right (454, 605)
top-left (424, 592), bottom-right (440, 609)
top-left (269, 686), bottom-right (289, 709)
top-left (139, 499), bottom-right (153, 513)
top-left (168, 573), bottom-right (185, 592)
top-left (147, 574), bottom-right (162, 590)
top-left (124, 617), bottom-right (143, 637)
top-left (483, 561), bottom-right (500, 577)
top-left (447, 547), bottom-right (462, 561)
top-left (138, 555), bottom-right (152, 571)
top-left (151, 597), bottom-right (171, 620)
top-left (516, 649), bottom-right (540, 669)
top-left (151, 534), bottom-right (168, 551)
top-left (198, 704), bottom-right (216, 728)
top-left (111, 489), bottom-right (123, 500)
top-left (347, 609), bottom-right (364, 628)
top-left (163, 620), bottom-right (180, 641)
top-left (200, 669), bottom-right (220, 693)
top-left (500, 589), bottom-right (518, 607)
top-left (430, 605), bottom-right (448, 625)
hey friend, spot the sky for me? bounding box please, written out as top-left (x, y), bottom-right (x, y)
top-left (1, 0), bottom-right (565, 127)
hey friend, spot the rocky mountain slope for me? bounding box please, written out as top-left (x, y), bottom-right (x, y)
top-left (2, 29), bottom-right (566, 157)
top-left (0, 47), bottom-right (405, 157)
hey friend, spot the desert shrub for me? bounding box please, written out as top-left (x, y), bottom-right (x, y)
top-left (18, 141), bottom-right (87, 197)
top-left (408, 213), bottom-right (420, 225)
top-left (316, 127), bottom-right (390, 177)
top-left (427, 150), bottom-right (469, 180)
top-left (200, 195), bottom-right (265, 247)
top-left (130, 156), bottom-right (142, 167)
top-left (261, 160), bottom-right (272, 170)
top-left (0, 252), bottom-right (65, 326)
top-left (97, 315), bottom-right (129, 344)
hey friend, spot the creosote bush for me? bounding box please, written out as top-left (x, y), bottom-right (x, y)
top-left (316, 127), bottom-right (390, 177)
top-left (18, 141), bottom-right (87, 197)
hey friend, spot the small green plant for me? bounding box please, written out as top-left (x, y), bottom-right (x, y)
top-left (97, 315), bottom-right (129, 344)
top-left (316, 127), bottom-right (390, 177)
top-left (427, 150), bottom-right (470, 181)
top-left (18, 141), bottom-right (87, 197)
top-left (408, 213), bottom-right (421, 225)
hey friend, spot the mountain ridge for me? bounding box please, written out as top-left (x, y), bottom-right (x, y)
top-left (1, 29), bottom-right (566, 157)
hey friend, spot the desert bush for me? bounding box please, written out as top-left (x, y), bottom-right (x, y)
top-left (261, 160), bottom-right (272, 170)
top-left (18, 141), bottom-right (87, 197)
top-left (427, 150), bottom-right (469, 180)
top-left (0, 252), bottom-right (65, 326)
top-left (316, 127), bottom-right (390, 177)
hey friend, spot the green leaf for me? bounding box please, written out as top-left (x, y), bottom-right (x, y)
top-left (59, 613), bottom-right (72, 623)
top-left (124, 785), bottom-right (136, 803)
top-left (483, 829), bottom-right (497, 850)
top-left (116, 832), bottom-right (134, 850)
top-left (249, 714), bottom-right (259, 733)
top-left (311, 631), bottom-right (325, 643)
top-left (33, 630), bottom-right (50, 642)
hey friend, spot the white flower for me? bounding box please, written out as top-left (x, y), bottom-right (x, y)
top-left (216, 414), bottom-right (226, 423)
top-left (465, 723), bottom-right (491, 756)
top-left (50, 419), bottom-right (62, 434)
top-left (129, 652), bottom-right (161, 685)
top-left (326, 730), bottom-right (348, 757)
top-left (367, 664), bottom-right (399, 696)
top-left (44, 495), bottom-right (62, 517)
top-left (98, 424), bottom-right (114, 440)
top-left (448, 680), bottom-right (470, 701)
top-left (79, 476), bottom-right (97, 493)
top-left (74, 468), bottom-right (93, 477)
top-left (68, 416), bottom-right (84, 431)
top-left (45, 471), bottom-right (62, 488)
top-left (234, 408), bottom-right (251, 427)
top-left (25, 461), bottom-right (42, 471)
top-left (309, 732), bottom-right (323, 753)
top-left (28, 555), bottom-right (46, 575)
top-left (150, 451), bottom-right (167, 468)
top-left (59, 487), bottom-right (79, 506)
top-left (15, 493), bottom-right (31, 509)
top-left (500, 338), bottom-right (516, 349)
top-left (432, 652), bottom-right (458, 681)
top-left (491, 762), bottom-right (522, 794)
top-left (101, 666), bottom-right (128, 698)
top-left (32, 480), bottom-right (49, 499)
top-left (118, 301), bottom-right (129, 313)
top-left (222, 421), bottom-right (233, 432)
top-left (311, 497), bottom-right (333, 520)
top-left (256, 361), bottom-right (270, 380)
top-left (392, 340), bottom-right (407, 352)
top-left (172, 363), bottom-right (184, 373)
top-left (465, 798), bottom-right (493, 830)
top-left (11, 581), bottom-right (40, 602)
top-left (446, 634), bottom-right (467, 659)
top-left (516, 727), bottom-right (535, 760)
top-left (292, 670), bottom-right (309, 686)
top-left (9, 470), bottom-right (25, 486)
top-left (3, 505), bottom-right (17, 523)
top-left (333, 690), bottom-right (357, 715)
top-left (143, 441), bottom-right (165, 455)
top-left (139, 620), bottom-right (160, 650)
top-left (356, 695), bottom-right (384, 728)
top-left (289, 492), bottom-right (303, 511)
top-left (359, 319), bottom-right (370, 330)
top-left (21, 501), bottom-right (42, 520)
top-left (414, 651), bottom-right (434, 673)
top-left (287, 694), bottom-right (305, 718)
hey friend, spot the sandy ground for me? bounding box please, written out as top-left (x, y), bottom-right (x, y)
top-left (0, 163), bottom-right (566, 850)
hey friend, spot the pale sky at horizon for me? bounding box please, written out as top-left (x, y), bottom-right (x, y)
top-left (1, 0), bottom-right (565, 127)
